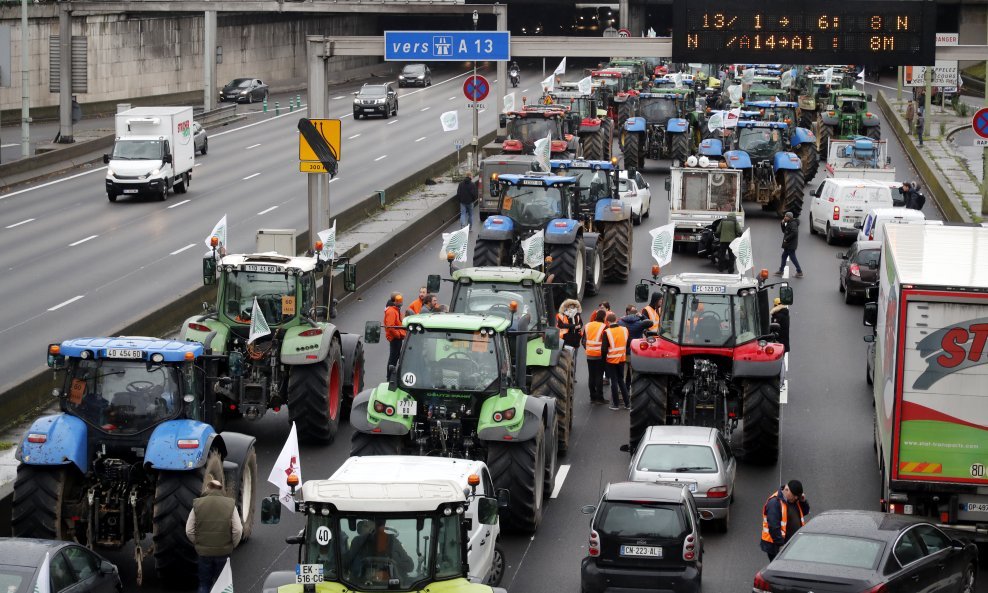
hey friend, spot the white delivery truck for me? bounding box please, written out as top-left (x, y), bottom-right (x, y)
top-left (104, 106), bottom-right (195, 202)
top-left (665, 163), bottom-right (743, 247)
top-left (864, 224), bottom-right (988, 543)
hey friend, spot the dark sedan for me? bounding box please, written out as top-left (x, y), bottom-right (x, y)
top-left (0, 538), bottom-right (122, 593)
top-left (753, 510), bottom-right (978, 593)
top-left (220, 78), bottom-right (269, 103)
top-left (837, 240), bottom-right (880, 305)
top-left (398, 63), bottom-right (432, 87)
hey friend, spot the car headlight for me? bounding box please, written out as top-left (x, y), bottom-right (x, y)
top-left (417, 75), bottom-right (425, 79)
top-left (376, 99), bottom-right (386, 104)
top-left (240, 90), bottom-right (248, 95)
top-left (354, 98), bottom-right (360, 104)
top-left (399, 75), bottom-right (406, 79)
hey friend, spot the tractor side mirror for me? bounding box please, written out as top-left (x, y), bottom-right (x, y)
top-left (778, 285), bottom-right (794, 305)
top-left (342, 263), bottom-right (357, 293)
top-left (102, 154), bottom-right (110, 164)
top-left (490, 178), bottom-right (501, 198)
top-left (664, 178), bottom-right (671, 191)
top-left (364, 321), bottom-right (382, 344)
top-left (634, 283), bottom-right (650, 303)
top-left (499, 114), bottom-right (507, 128)
top-left (496, 488), bottom-right (511, 509)
top-left (863, 302), bottom-right (877, 327)
top-left (867, 93), bottom-right (873, 102)
top-left (478, 497), bottom-right (499, 525)
top-left (47, 344), bottom-right (65, 369)
top-left (544, 327), bottom-right (560, 350)
top-left (427, 274), bottom-right (441, 294)
top-left (261, 494), bottom-right (282, 524)
top-left (202, 256), bottom-right (217, 286)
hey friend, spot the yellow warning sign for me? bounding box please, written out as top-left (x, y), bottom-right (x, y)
top-left (299, 118), bottom-right (342, 163)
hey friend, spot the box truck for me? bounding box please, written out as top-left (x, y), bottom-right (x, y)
top-left (104, 106), bottom-right (195, 202)
top-left (864, 224), bottom-right (988, 542)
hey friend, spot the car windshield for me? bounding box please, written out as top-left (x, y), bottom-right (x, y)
top-left (360, 87), bottom-right (387, 98)
top-left (230, 78), bottom-right (251, 88)
top-left (681, 171), bottom-right (737, 212)
top-left (509, 118), bottom-right (558, 143)
top-left (659, 291), bottom-right (759, 346)
top-left (780, 533), bottom-right (884, 570)
top-left (402, 65), bottom-right (425, 75)
top-left (597, 502), bottom-right (687, 539)
top-left (637, 444), bottom-right (718, 473)
top-left (450, 283), bottom-right (540, 326)
top-left (737, 127), bottom-right (784, 160)
top-left (111, 139), bottom-right (163, 160)
top-left (400, 330), bottom-right (501, 392)
top-left (223, 271), bottom-right (298, 326)
top-left (638, 99), bottom-right (680, 121)
top-left (64, 359), bottom-right (182, 434)
top-left (501, 185), bottom-right (565, 227)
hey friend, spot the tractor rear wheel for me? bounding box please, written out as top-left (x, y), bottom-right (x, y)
top-left (622, 132), bottom-right (642, 173)
top-left (585, 249), bottom-right (603, 297)
top-left (797, 143), bottom-right (819, 182)
top-left (288, 339), bottom-right (344, 444)
top-left (350, 432), bottom-right (403, 456)
top-left (548, 239), bottom-right (586, 301)
top-left (670, 133), bottom-right (690, 166)
top-left (780, 169), bottom-right (805, 218)
top-left (618, 101), bottom-right (635, 129)
top-left (601, 119), bottom-right (614, 160)
top-left (530, 348), bottom-right (574, 456)
top-left (818, 125), bottom-right (834, 160)
top-left (228, 444), bottom-right (258, 541)
top-left (630, 373), bottom-right (669, 454)
top-left (12, 465), bottom-right (84, 541)
top-left (583, 130), bottom-right (604, 161)
top-left (798, 111), bottom-right (816, 131)
top-left (488, 420), bottom-right (546, 533)
top-left (866, 126), bottom-right (881, 140)
top-left (598, 220), bottom-right (632, 283)
top-left (473, 239), bottom-right (510, 267)
top-left (341, 336), bottom-right (365, 422)
top-left (741, 378), bottom-right (780, 465)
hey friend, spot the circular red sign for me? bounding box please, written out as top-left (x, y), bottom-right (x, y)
top-left (973, 108), bottom-right (988, 140)
top-left (463, 75), bottom-right (490, 102)
top-left (618, 28), bottom-right (631, 38)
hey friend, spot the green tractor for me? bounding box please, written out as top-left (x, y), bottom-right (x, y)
top-left (819, 89), bottom-right (881, 155)
top-left (352, 313), bottom-right (561, 533)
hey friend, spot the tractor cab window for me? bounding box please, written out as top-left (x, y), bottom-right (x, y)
top-left (592, 75), bottom-right (620, 89)
top-left (839, 99), bottom-right (864, 114)
top-left (682, 172), bottom-right (710, 211)
top-left (502, 186), bottom-right (565, 227)
top-left (339, 515), bottom-right (451, 590)
top-left (400, 330), bottom-right (500, 392)
top-left (509, 118), bottom-right (555, 143)
top-left (65, 359), bottom-right (181, 434)
top-left (709, 173), bottom-right (736, 211)
top-left (568, 169), bottom-right (611, 206)
top-left (223, 270), bottom-right (297, 326)
top-left (737, 127), bottom-right (783, 160)
top-left (638, 99), bottom-right (679, 121)
top-left (451, 284), bottom-right (538, 327)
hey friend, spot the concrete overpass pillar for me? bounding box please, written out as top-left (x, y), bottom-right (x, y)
top-left (58, 5), bottom-right (73, 143)
top-left (203, 10), bottom-right (217, 112)
top-left (496, 4), bottom-right (507, 140)
top-left (619, 0), bottom-right (629, 30)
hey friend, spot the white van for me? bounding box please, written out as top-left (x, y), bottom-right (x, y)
top-left (856, 208), bottom-right (941, 244)
top-left (809, 178), bottom-right (894, 244)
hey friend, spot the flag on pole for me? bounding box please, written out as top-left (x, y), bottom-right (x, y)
top-left (649, 223), bottom-right (675, 267)
top-left (553, 57), bottom-right (566, 76)
top-left (727, 84), bottom-right (742, 104)
top-left (441, 225), bottom-right (470, 262)
top-left (725, 107), bottom-right (742, 128)
top-left (857, 68), bottom-right (866, 84)
top-left (533, 133), bottom-right (551, 173)
top-left (317, 220), bottom-right (336, 262)
top-left (541, 74), bottom-right (555, 93)
top-left (577, 76), bottom-right (593, 96)
top-left (707, 111), bottom-right (725, 132)
top-left (440, 110), bottom-right (459, 132)
top-left (647, 27), bottom-right (657, 38)
top-left (205, 214), bottom-right (228, 255)
top-left (503, 92), bottom-right (517, 113)
top-left (742, 67), bottom-right (755, 84)
top-left (822, 67), bottom-right (834, 85)
top-left (672, 72), bottom-right (683, 88)
top-left (209, 558), bottom-right (234, 593)
top-left (248, 298), bottom-right (271, 344)
top-left (33, 552), bottom-right (50, 593)
top-left (521, 230), bottom-right (545, 269)
top-left (729, 228), bottom-right (753, 274)
top-left (267, 423), bottom-right (301, 512)
top-left (780, 69), bottom-right (794, 89)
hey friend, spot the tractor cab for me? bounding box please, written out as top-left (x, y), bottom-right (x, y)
top-left (501, 106), bottom-right (573, 154)
top-left (550, 159), bottom-right (619, 211)
top-left (637, 91), bottom-right (692, 122)
top-left (446, 267), bottom-right (553, 332)
top-left (730, 121), bottom-right (788, 161)
top-left (591, 68), bottom-right (635, 93)
top-left (488, 173), bottom-right (579, 232)
top-left (650, 275), bottom-right (767, 349)
top-left (744, 101), bottom-right (798, 127)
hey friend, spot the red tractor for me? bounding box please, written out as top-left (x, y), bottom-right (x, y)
top-left (499, 105), bottom-right (581, 157)
top-left (590, 68), bottom-right (640, 129)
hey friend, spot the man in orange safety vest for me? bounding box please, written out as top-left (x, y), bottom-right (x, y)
top-left (760, 480), bottom-right (810, 561)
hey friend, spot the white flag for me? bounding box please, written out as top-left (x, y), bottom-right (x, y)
top-left (209, 558), bottom-right (234, 593)
top-left (780, 69), bottom-right (794, 89)
top-left (823, 67), bottom-right (834, 85)
top-left (541, 74), bottom-right (555, 93)
top-left (33, 552), bottom-right (50, 593)
top-left (649, 223), bottom-right (675, 267)
top-left (577, 76), bottom-right (593, 96)
top-left (742, 67), bottom-right (755, 84)
top-left (503, 92), bottom-right (517, 113)
top-left (205, 214), bottom-right (228, 253)
top-left (727, 84), bottom-right (742, 104)
top-left (707, 111), bottom-right (725, 132)
top-left (521, 230), bottom-right (545, 269)
top-left (857, 68), bottom-right (866, 84)
top-left (648, 27), bottom-right (657, 38)
top-left (440, 110), bottom-right (459, 132)
top-left (267, 423), bottom-right (301, 512)
top-left (441, 225), bottom-right (470, 262)
top-left (533, 133), bottom-right (552, 173)
top-left (248, 297), bottom-right (271, 344)
top-left (317, 220), bottom-right (336, 262)
top-left (729, 227), bottom-right (753, 274)
top-left (725, 107), bottom-right (741, 128)
top-left (553, 57), bottom-right (567, 76)
top-left (672, 72), bottom-right (683, 89)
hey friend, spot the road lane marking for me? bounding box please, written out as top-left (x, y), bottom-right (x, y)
top-left (0, 167), bottom-right (106, 201)
top-left (332, 95), bottom-right (345, 100)
top-left (415, 137), bottom-right (427, 142)
top-left (374, 155), bottom-right (387, 162)
top-left (329, 177), bottom-right (340, 183)
top-left (246, 143), bottom-right (261, 150)
top-left (48, 295), bottom-right (84, 311)
top-left (348, 134), bottom-right (361, 139)
top-left (387, 120), bottom-right (399, 125)
top-left (5, 218), bottom-right (34, 228)
top-left (479, 109), bottom-right (486, 113)
top-left (257, 206), bottom-right (278, 215)
top-left (170, 243), bottom-right (197, 255)
top-left (69, 235), bottom-right (98, 247)
top-left (167, 199), bottom-right (190, 209)
top-left (243, 173), bottom-right (260, 180)
top-left (448, 96), bottom-right (456, 100)
top-left (522, 88), bottom-right (529, 93)
top-left (550, 464), bottom-right (570, 498)
top-left (421, 107), bottom-right (431, 112)
top-left (1, 143), bottom-right (18, 148)
top-left (783, 266), bottom-right (790, 279)
top-left (194, 163), bottom-right (202, 167)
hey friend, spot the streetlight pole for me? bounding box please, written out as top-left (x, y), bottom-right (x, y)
top-left (472, 9), bottom-right (479, 172)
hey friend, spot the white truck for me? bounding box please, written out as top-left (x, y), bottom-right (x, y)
top-left (825, 138), bottom-right (896, 183)
top-left (665, 163), bottom-right (743, 246)
top-left (864, 224), bottom-right (988, 543)
top-left (104, 106), bottom-right (195, 202)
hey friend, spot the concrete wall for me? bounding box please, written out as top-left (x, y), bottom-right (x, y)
top-left (0, 11), bottom-right (379, 111)
top-left (959, 5), bottom-right (987, 70)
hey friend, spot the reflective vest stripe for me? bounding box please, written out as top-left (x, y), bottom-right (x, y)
top-left (585, 322), bottom-right (605, 357)
top-left (605, 326), bottom-right (629, 364)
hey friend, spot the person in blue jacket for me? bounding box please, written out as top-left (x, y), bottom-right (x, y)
top-left (760, 480), bottom-right (810, 561)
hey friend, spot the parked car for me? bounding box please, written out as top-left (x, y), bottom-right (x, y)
top-left (353, 83), bottom-right (399, 119)
top-left (0, 538), bottom-right (122, 593)
top-left (581, 482), bottom-right (702, 593)
top-left (220, 78), bottom-right (269, 103)
top-left (837, 239), bottom-right (881, 304)
top-left (398, 63), bottom-right (432, 87)
top-left (618, 169), bottom-right (652, 225)
top-left (753, 510), bottom-right (978, 593)
top-left (627, 425), bottom-right (736, 532)
top-left (193, 120), bottom-right (207, 155)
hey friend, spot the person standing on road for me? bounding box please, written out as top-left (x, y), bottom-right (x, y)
top-left (760, 480), bottom-right (810, 562)
top-left (619, 305), bottom-right (654, 385)
top-left (186, 479), bottom-right (243, 593)
top-left (384, 293), bottom-right (407, 379)
top-left (770, 297), bottom-right (791, 353)
top-left (904, 100), bottom-right (916, 135)
top-left (557, 299), bottom-right (584, 381)
top-left (774, 212), bottom-right (803, 278)
top-left (916, 106), bottom-right (925, 147)
top-left (602, 312), bottom-right (630, 410)
top-left (405, 286), bottom-right (428, 317)
top-left (903, 181), bottom-right (926, 211)
top-left (717, 212), bottom-right (742, 273)
top-left (456, 172), bottom-right (478, 229)
top-left (582, 310), bottom-right (607, 405)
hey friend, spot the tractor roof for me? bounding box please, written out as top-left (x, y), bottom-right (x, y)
top-left (662, 272), bottom-right (760, 292)
top-left (745, 100), bottom-right (798, 109)
top-left (592, 68), bottom-right (631, 77)
top-left (301, 477), bottom-right (467, 511)
top-left (736, 120), bottom-right (789, 130)
top-left (452, 266), bottom-right (546, 284)
top-left (218, 252), bottom-right (319, 273)
top-left (640, 91), bottom-right (690, 99)
top-left (403, 313), bottom-right (511, 333)
top-left (551, 159), bottom-right (617, 171)
top-left (497, 173), bottom-right (577, 186)
top-left (57, 337), bottom-right (203, 362)
top-left (832, 88), bottom-right (867, 98)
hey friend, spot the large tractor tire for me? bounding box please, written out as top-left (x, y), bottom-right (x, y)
top-left (629, 374), bottom-right (669, 454)
top-left (341, 336), bottom-right (365, 422)
top-left (288, 339), bottom-right (344, 444)
top-left (618, 101), bottom-right (635, 129)
top-left (582, 130), bottom-right (604, 161)
top-left (153, 450), bottom-right (224, 581)
top-left (670, 133), bottom-right (690, 166)
top-left (622, 132), bottom-right (642, 173)
top-left (548, 239), bottom-right (586, 301)
top-left (796, 143), bottom-right (819, 182)
top-left (530, 348), bottom-right (575, 456)
top-left (586, 249), bottom-right (603, 297)
top-left (798, 111), bottom-right (816, 131)
top-left (780, 169), bottom-right (806, 218)
top-left (12, 465), bottom-right (84, 541)
top-left (350, 432), bottom-right (403, 456)
top-left (601, 119), bottom-right (614, 160)
top-left (228, 444), bottom-right (258, 541)
top-left (818, 125), bottom-right (834, 161)
top-left (473, 239), bottom-right (510, 267)
top-left (741, 378), bottom-right (780, 465)
top-left (865, 126), bottom-right (881, 140)
top-left (488, 420), bottom-right (546, 533)
top-left (598, 220), bottom-right (632, 283)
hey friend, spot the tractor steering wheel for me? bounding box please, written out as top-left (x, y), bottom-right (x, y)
top-left (126, 381), bottom-right (155, 393)
top-left (444, 352), bottom-right (481, 373)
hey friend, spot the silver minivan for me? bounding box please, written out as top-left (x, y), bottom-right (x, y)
top-left (627, 425), bottom-right (736, 532)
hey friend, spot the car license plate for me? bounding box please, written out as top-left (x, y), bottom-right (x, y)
top-left (295, 564), bottom-right (323, 584)
top-left (656, 481), bottom-right (697, 492)
top-left (123, 189), bottom-right (138, 194)
top-left (620, 545), bottom-right (662, 558)
top-left (106, 349), bottom-right (143, 359)
top-left (966, 503), bottom-right (988, 512)
top-left (397, 400), bottom-right (417, 416)
top-left (846, 216), bottom-right (861, 224)
top-left (364, 108), bottom-right (376, 112)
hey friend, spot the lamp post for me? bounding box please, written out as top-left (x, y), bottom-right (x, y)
top-left (471, 9), bottom-right (479, 172)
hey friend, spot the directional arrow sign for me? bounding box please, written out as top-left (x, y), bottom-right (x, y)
top-left (298, 118), bottom-right (339, 176)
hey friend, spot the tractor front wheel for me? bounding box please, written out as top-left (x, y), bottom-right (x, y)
top-left (670, 133), bottom-right (690, 166)
top-left (796, 143), bottom-right (819, 182)
top-left (585, 248), bottom-right (603, 297)
top-left (229, 444), bottom-right (258, 541)
top-left (488, 420), bottom-right (546, 533)
top-left (582, 130), bottom-right (604, 161)
top-left (598, 220), bottom-right (632, 283)
top-left (629, 373), bottom-right (669, 453)
top-left (741, 378), bottom-right (781, 465)
top-left (288, 339), bottom-right (344, 444)
top-left (530, 348), bottom-right (575, 456)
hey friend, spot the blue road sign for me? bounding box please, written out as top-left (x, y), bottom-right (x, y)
top-left (385, 31), bottom-right (511, 62)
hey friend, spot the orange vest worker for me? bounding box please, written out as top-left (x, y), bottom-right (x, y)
top-left (584, 321), bottom-right (606, 358)
top-left (605, 325), bottom-right (629, 364)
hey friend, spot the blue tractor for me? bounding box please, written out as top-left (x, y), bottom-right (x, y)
top-left (13, 337), bottom-right (258, 585)
top-left (550, 159), bottom-right (633, 284)
top-left (723, 120), bottom-right (806, 217)
top-left (744, 100), bottom-right (819, 181)
top-left (621, 90), bottom-right (693, 171)
top-left (475, 173), bottom-right (597, 300)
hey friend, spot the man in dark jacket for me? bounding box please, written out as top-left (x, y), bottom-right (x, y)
top-left (774, 212), bottom-right (803, 278)
top-left (770, 297), bottom-right (791, 353)
top-left (901, 181), bottom-right (926, 210)
top-left (456, 172), bottom-right (478, 229)
top-left (717, 213), bottom-right (742, 272)
top-left (186, 479), bottom-right (243, 593)
top-left (760, 480), bottom-right (810, 561)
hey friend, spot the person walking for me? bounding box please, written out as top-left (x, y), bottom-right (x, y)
top-left (456, 172), bottom-right (478, 229)
top-left (770, 297), bottom-right (791, 353)
top-left (774, 212), bottom-right (803, 278)
top-left (904, 181), bottom-right (925, 211)
top-left (904, 100), bottom-right (916, 135)
top-left (582, 310), bottom-right (607, 405)
top-left (915, 106), bottom-right (925, 147)
top-left (602, 312), bottom-right (630, 410)
top-left (717, 212), bottom-right (742, 273)
top-left (760, 480), bottom-right (810, 561)
top-left (384, 293), bottom-right (407, 379)
top-left (186, 479), bottom-right (243, 593)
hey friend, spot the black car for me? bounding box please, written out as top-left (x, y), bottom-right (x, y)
top-left (0, 538), bottom-right (122, 593)
top-left (581, 482), bottom-right (702, 593)
top-left (753, 510), bottom-right (978, 593)
top-left (220, 78), bottom-right (269, 103)
top-left (837, 240), bottom-right (881, 304)
top-left (353, 84), bottom-right (398, 119)
top-left (398, 63), bottom-right (432, 87)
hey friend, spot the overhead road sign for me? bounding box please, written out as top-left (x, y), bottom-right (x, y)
top-left (464, 75), bottom-right (490, 102)
top-left (384, 31), bottom-right (510, 61)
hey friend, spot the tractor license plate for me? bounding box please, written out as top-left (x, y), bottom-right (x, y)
top-left (123, 189), bottom-right (138, 194)
top-left (243, 264), bottom-right (279, 273)
top-left (692, 284), bottom-right (726, 294)
top-left (106, 349), bottom-right (143, 359)
top-left (296, 564), bottom-right (324, 584)
top-left (965, 503), bottom-right (988, 512)
top-left (620, 545), bottom-right (662, 558)
top-left (397, 400), bottom-right (417, 416)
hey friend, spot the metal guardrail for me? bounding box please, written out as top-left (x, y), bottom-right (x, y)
top-left (196, 104), bottom-right (242, 128)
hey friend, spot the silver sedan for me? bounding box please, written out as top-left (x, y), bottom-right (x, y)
top-left (193, 121), bottom-right (207, 155)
